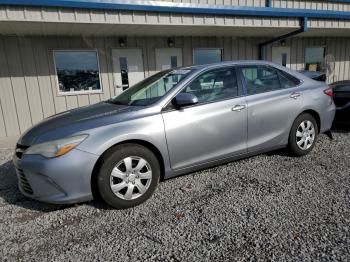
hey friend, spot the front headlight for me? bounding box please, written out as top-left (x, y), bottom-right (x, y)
top-left (24, 135), bottom-right (88, 158)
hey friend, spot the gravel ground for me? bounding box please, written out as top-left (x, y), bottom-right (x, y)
top-left (0, 130), bottom-right (349, 262)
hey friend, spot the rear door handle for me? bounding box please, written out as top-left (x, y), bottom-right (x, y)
top-left (232, 105), bottom-right (246, 112)
top-left (290, 92), bottom-right (301, 99)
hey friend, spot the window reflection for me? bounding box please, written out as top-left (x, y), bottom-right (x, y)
top-left (54, 50), bottom-right (101, 93)
top-left (305, 47), bottom-right (325, 72)
top-left (194, 48), bottom-right (222, 65)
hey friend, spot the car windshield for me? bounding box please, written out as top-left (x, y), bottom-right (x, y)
top-left (108, 69), bottom-right (193, 106)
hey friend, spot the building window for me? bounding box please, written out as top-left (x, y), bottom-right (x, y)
top-left (305, 47), bottom-right (325, 72)
top-left (193, 48), bottom-right (222, 65)
top-left (53, 50), bottom-right (102, 94)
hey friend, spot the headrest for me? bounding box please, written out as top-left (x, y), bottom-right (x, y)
top-left (189, 79), bottom-right (202, 91)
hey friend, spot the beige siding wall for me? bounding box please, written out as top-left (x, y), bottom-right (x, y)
top-left (0, 35), bottom-right (349, 137)
top-left (142, 0), bottom-right (265, 6)
top-left (3, 4), bottom-right (350, 35)
top-left (273, 1), bottom-right (350, 11)
top-left (0, 5), bottom-right (299, 30)
top-left (137, 0), bottom-right (350, 10)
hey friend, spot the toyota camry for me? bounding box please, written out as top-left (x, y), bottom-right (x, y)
top-left (13, 61), bottom-right (335, 209)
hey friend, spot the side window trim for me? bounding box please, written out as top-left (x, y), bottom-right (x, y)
top-left (235, 67), bottom-right (245, 97)
top-left (162, 65), bottom-right (242, 111)
top-left (237, 66), bottom-right (248, 96)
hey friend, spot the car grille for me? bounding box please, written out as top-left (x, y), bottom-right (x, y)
top-left (17, 168), bottom-right (34, 195)
top-left (15, 144), bottom-right (29, 159)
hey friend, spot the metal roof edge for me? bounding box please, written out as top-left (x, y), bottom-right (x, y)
top-left (1, 0), bottom-right (350, 20)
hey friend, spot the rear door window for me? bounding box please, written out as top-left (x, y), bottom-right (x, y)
top-left (240, 65), bottom-right (301, 95)
top-left (240, 66), bottom-right (281, 95)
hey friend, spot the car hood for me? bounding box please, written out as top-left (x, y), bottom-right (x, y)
top-left (19, 102), bottom-right (139, 145)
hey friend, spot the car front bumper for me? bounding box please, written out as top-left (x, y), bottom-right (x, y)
top-left (13, 148), bottom-right (99, 204)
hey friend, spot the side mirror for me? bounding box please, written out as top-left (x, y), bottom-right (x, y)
top-left (172, 93), bottom-right (198, 108)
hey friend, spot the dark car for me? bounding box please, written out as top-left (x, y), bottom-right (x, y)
top-left (330, 81), bottom-right (350, 123)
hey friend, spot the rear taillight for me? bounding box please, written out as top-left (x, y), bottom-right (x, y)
top-left (323, 87), bottom-right (333, 97)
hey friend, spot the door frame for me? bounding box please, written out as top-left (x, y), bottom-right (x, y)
top-left (271, 46), bottom-right (291, 68)
top-left (155, 47), bottom-right (183, 71)
top-left (111, 47), bottom-right (146, 91)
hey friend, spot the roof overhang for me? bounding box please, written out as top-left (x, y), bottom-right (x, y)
top-left (1, 1), bottom-right (350, 37)
top-left (2, 0), bottom-right (350, 20)
top-left (0, 21), bottom-right (303, 37)
top-left (0, 20), bottom-right (349, 38)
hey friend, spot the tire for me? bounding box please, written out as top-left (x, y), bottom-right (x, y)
top-left (288, 113), bottom-right (318, 157)
top-left (97, 144), bottom-right (160, 209)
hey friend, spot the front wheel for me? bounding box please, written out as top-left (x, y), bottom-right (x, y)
top-left (288, 113), bottom-right (318, 157)
top-left (97, 144), bottom-right (160, 209)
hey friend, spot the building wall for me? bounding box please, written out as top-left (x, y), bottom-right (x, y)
top-left (143, 0), bottom-right (350, 10)
top-left (0, 5), bottom-right (300, 30)
top-left (274, 1), bottom-right (350, 11)
top-left (2, 3), bottom-right (350, 37)
top-left (142, 0), bottom-right (266, 6)
top-left (0, 35), bottom-right (349, 137)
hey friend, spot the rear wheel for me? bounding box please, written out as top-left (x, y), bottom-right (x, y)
top-left (288, 113), bottom-right (318, 157)
top-left (97, 144), bottom-right (160, 209)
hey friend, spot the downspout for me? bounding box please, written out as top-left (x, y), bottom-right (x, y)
top-left (259, 17), bottom-right (308, 60)
top-left (266, 0), bottom-right (272, 7)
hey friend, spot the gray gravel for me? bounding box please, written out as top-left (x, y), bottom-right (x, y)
top-left (0, 131), bottom-right (350, 262)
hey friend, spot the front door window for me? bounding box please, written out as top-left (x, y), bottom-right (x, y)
top-left (181, 67), bottom-right (239, 104)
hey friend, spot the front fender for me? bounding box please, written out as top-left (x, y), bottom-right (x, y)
top-left (76, 113), bottom-right (171, 174)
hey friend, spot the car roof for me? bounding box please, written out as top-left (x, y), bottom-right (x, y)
top-left (178, 60), bottom-right (310, 82)
top-left (179, 60), bottom-right (289, 71)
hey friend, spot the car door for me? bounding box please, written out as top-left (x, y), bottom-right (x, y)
top-left (239, 65), bottom-right (303, 152)
top-left (161, 66), bottom-right (247, 170)
top-left (331, 83), bottom-right (350, 121)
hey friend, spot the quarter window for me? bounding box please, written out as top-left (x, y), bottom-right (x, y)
top-left (278, 70), bottom-right (301, 89)
top-left (54, 50), bottom-right (101, 94)
top-left (181, 67), bottom-right (238, 104)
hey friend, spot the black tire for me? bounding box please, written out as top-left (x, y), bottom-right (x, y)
top-left (288, 113), bottom-right (318, 157)
top-left (97, 144), bottom-right (160, 209)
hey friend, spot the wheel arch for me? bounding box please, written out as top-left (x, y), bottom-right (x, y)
top-left (90, 139), bottom-right (166, 200)
top-left (300, 109), bottom-right (321, 133)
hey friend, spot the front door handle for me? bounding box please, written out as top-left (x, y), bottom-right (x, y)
top-left (232, 105), bottom-right (246, 112)
top-left (290, 92), bottom-right (301, 99)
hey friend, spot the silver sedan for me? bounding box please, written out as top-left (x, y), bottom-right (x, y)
top-left (13, 61), bottom-right (335, 209)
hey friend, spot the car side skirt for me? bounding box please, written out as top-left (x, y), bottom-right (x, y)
top-left (164, 145), bottom-right (286, 179)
